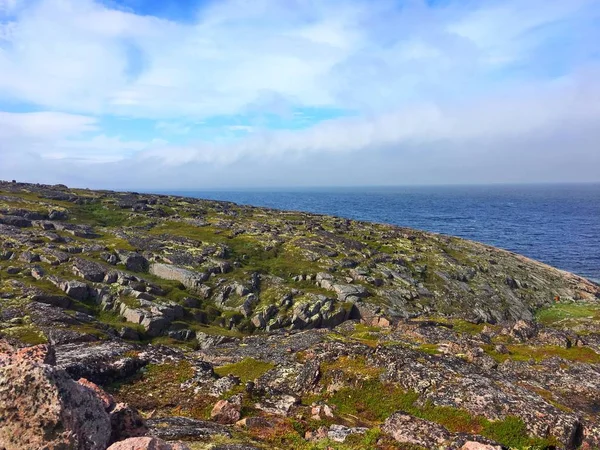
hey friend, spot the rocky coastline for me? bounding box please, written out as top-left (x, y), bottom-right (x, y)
top-left (1, 180), bottom-right (600, 449)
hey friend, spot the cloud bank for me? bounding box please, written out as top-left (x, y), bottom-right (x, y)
top-left (0, 0), bottom-right (599, 188)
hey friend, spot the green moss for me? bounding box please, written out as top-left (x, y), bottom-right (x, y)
top-left (148, 335), bottom-right (199, 350)
top-left (321, 356), bottom-right (383, 381)
top-left (329, 380), bottom-right (418, 422)
top-left (149, 221), bottom-right (227, 244)
top-left (481, 416), bottom-right (555, 449)
top-left (110, 360), bottom-right (215, 419)
top-left (418, 343), bottom-right (441, 355)
top-left (214, 357), bottom-right (275, 382)
top-left (151, 221), bottom-right (320, 279)
top-left (484, 344), bottom-right (600, 364)
top-left (102, 236), bottom-right (136, 251)
top-left (246, 247), bottom-right (322, 279)
top-left (1, 325), bottom-right (47, 345)
top-left (536, 302), bottom-right (600, 327)
top-left (353, 323), bottom-right (382, 333)
top-left (320, 376), bottom-right (553, 448)
top-left (419, 317), bottom-right (485, 335)
top-left (146, 361), bottom-right (194, 383)
top-left (69, 323), bottom-right (108, 339)
top-left (70, 202), bottom-right (132, 227)
top-left (450, 319), bottom-right (485, 335)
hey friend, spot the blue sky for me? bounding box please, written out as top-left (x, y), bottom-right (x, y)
top-left (0, 0), bottom-right (599, 188)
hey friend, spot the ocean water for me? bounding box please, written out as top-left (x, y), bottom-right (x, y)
top-left (167, 184), bottom-right (600, 282)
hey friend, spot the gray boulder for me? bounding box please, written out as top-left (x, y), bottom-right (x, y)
top-left (149, 263), bottom-right (209, 293)
top-left (141, 316), bottom-right (170, 337)
top-left (72, 258), bottom-right (106, 282)
top-left (117, 251), bottom-right (149, 272)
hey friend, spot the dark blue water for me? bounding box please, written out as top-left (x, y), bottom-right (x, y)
top-left (166, 184), bottom-right (600, 282)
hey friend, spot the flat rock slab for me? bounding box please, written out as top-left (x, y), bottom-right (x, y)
top-left (146, 416), bottom-right (231, 440)
top-left (149, 263), bottom-right (208, 292)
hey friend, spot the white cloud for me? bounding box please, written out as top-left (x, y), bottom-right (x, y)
top-left (0, 111), bottom-right (158, 164)
top-left (448, 0), bottom-right (596, 66)
top-left (0, 0), bottom-right (352, 117)
top-left (0, 111), bottom-right (96, 138)
top-left (132, 68), bottom-right (600, 166)
top-left (7, 0), bottom-right (593, 119)
top-left (0, 0), bottom-right (599, 187)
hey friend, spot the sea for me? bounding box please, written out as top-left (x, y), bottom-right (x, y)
top-left (165, 184), bottom-right (600, 283)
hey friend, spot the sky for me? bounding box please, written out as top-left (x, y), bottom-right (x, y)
top-left (0, 0), bottom-right (599, 189)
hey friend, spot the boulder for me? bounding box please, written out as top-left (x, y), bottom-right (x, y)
top-left (461, 442), bottom-right (503, 450)
top-left (182, 296), bottom-right (200, 308)
top-left (255, 394), bottom-right (299, 415)
top-left (0, 342), bottom-right (111, 450)
top-left (54, 341), bottom-right (142, 385)
top-left (122, 307), bottom-right (147, 324)
top-left (110, 402), bottom-right (149, 443)
top-left (149, 263), bottom-right (209, 293)
top-left (141, 316), bottom-right (170, 337)
top-left (235, 417), bottom-right (272, 429)
top-left (240, 293), bottom-right (258, 317)
top-left (30, 292), bottom-right (72, 308)
top-left (19, 250), bottom-right (40, 263)
top-left (293, 359), bottom-right (320, 393)
top-left (118, 251), bottom-right (149, 272)
top-left (72, 258), bottom-right (106, 282)
top-left (210, 375), bottom-right (240, 397)
top-left (0, 215), bottom-right (32, 227)
top-left (251, 312), bottom-right (266, 328)
top-left (62, 280), bottom-right (90, 300)
top-left (120, 326), bottom-right (141, 340)
top-left (168, 329), bottom-right (196, 341)
top-left (311, 403), bottom-right (334, 420)
top-left (6, 266), bottom-right (20, 274)
top-left (151, 303), bottom-right (184, 321)
top-left (146, 416), bottom-right (231, 440)
top-left (77, 377), bottom-right (148, 442)
top-left (49, 209), bottom-right (68, 220)
top-left (210, 399), bottom-right (241, 424)
top-left (31, 265), bottom-right (45, 279)
top-left (332, 283), bottom-right (369, 301)
top-left (327, 424), bottom-right (369, 442)
top-left (510, 320), bottom-right (538, 342)
top-left (196, 332), bottom-right (237, 349)
top-left (78, 377), bottom-right (116, 410)
top-left (382, 412), bottom-right (452, 448)
top-left (107, 437), bottom-right (190, 450)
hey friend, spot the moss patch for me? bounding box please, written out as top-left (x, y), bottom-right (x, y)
top-left (319, 378), bottom-right (554, 448)
top-left (111, 360), bottom-right (215, 419)
top-left (481, 416), bottom-right (555, 449)
top-left (214, 358), bottom-right (275, 383)
top-left (1, 325), bottom-right (47, 345)
top-left (536, 302), bottom-right (600, 328)
top-left (485, 344), bottom-right (600, 364)
top-left (70, 202), bottom-right (132, 227)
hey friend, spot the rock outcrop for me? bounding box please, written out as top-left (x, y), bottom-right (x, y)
top-left (0, 342), bottom-right (111, 450)
top-left (0, 340), bottom-right (155, 450)
top-left (2, 180), bottom-right (600, 450)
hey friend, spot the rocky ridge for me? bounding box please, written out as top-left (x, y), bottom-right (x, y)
top-left (1, 180), bottom-right (600, 449)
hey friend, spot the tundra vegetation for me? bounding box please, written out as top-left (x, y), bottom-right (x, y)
top-left (1, 180), bottom-right (600, 450)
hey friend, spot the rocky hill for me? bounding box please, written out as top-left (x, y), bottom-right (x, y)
top-left (1, 180), bottom-right (600, 450)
